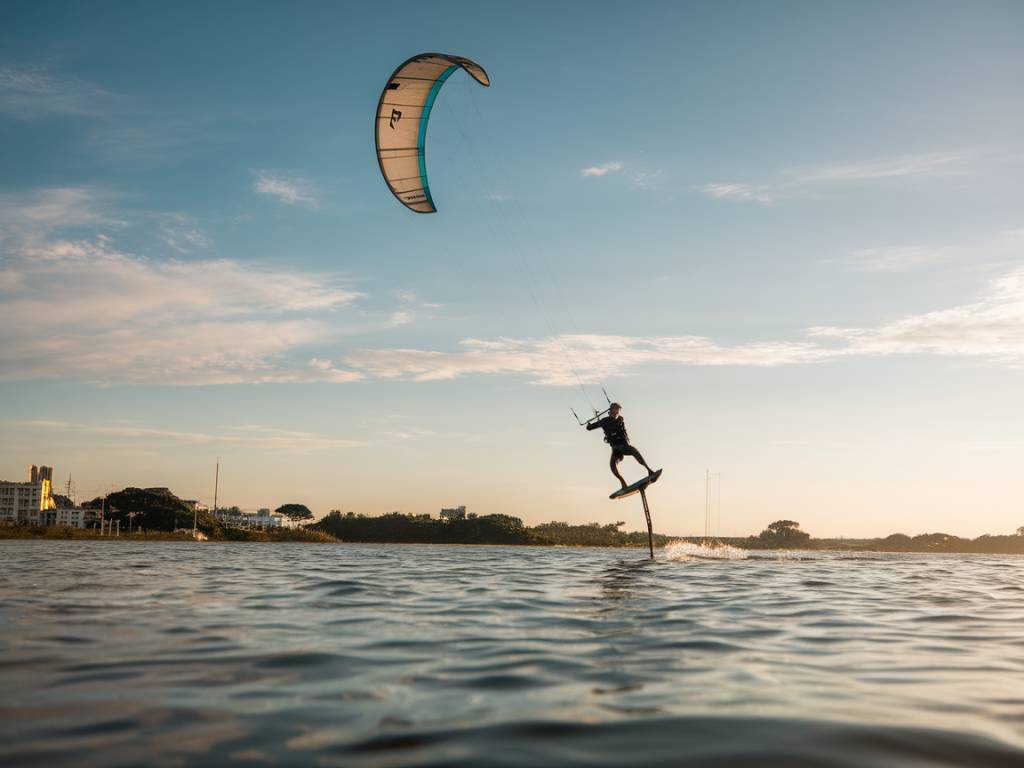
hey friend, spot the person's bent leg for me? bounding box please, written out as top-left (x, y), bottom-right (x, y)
top-left (610, 450), bottom-right (627, 488)
top-left (625, 445), bottom-right (655, 474)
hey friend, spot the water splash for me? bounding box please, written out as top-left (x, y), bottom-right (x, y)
top-left (663, 540), bottom-right (749, 560)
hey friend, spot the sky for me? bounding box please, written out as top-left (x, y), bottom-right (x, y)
top-left (1, 0), bottom-right (1023, 538)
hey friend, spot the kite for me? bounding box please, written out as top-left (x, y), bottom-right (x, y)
top-left (375, 53), bottom-right (490, 213)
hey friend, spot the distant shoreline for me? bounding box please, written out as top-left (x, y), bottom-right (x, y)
top-left (22, 488), bottom-right (1018, 554)
top-left (0, 526), bottom-right (337, 543)
top-left (2, 525), bottom-right (1023, 555)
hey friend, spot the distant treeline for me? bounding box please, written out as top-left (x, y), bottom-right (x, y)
top-left (314, 514), bottom-right (1024, 554)
top-left (700, 530), bottom-right (1024, 554)
top-left (814, 532), bottom-right (1024, 555)
top-left (531, 520), bottom-right (675, 548)
top-left (10, 486), bottom-right (1023, 554)
top-left (311, 511), bottom-right (675, 548)
top-left (312, 511), bottom-right (533, 544)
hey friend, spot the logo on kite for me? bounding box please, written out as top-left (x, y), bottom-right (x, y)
top-left (374, 52), bottom-right (490, 214)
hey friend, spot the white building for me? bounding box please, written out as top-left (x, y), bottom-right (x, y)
top-left (40, 507), bottom-right (93, 529)
top-left (440, 505), bottom-right (467, 522)
top-left (213, 507), bottom-right (284, 529)
top-left (252, 508), bottom-right (283, 527)
top-left (0, 464), bottom-right (55, 525)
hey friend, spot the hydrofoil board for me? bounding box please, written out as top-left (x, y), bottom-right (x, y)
top-left (610, 468), bottom-right (663, 500)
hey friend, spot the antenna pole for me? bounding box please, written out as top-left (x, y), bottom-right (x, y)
top-left (704, 469), bottom-right (710, 543)
top-left (716, 472), bottom-right (722, 539)
top-left (213, 459), bottom-right (220, 516)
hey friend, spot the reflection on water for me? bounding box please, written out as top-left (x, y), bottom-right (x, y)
top-left (598, 557), bottom-right (651, 603)
top-left (2, 541), bottom-right (1023, 766)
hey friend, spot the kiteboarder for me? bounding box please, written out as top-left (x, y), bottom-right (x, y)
top-left (586, 403), bottom-right (656, 489)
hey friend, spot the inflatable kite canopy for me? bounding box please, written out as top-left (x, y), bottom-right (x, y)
top-left (375, 53), bottom-right (490, 213)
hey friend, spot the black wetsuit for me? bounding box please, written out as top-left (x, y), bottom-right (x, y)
top-left (587, 415), bottom-right (643, 465)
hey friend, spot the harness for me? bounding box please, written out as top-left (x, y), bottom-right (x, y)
top-left (602, 417), bottom-right (629, 446)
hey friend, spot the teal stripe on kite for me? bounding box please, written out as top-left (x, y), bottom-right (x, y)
top-left (418, 65), bottom-right (457, 209)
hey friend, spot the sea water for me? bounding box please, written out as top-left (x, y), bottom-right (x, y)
top-left (2, 541), bottom-right (1023, 766)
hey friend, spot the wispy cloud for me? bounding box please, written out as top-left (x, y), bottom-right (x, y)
top-left (345, 335), bottom-right (830, 385)
top-left (344, 258), bottom-right (1024, 383)
top-left (0, 186), bottom-right (120, 233)
top-left (378, 427), bottom-right (434, 441)
top-left (161, 227), bottom-right (211, 253)
top-left (581, 161), bottom-right (624, 177)
top-left (17, 420), bottom-right (363, 452)
top-left (845, 245), bottom-right (951, 273)
top-left (0, 65), bottom-right (112, 119)
top-left (631, 168), bottom-right (665, 189)
top-left (385, 290), bottom-right (437, 328)
top-left (1, 63), bottom-right (213, 164)
top-left (307, 358), bottom-right (362, 383)
top-left (88, 115), bottom-right (213, 166)
top-left (700, 151), bottom-right (969, 205)
top-left (840, 229), bottom-right (1021, 274)
top-left (810, 265), bottom-right (1024, 364)
top-left (699, 183), bottom-right (775, 204)
top-left (159, 214), bottom-right (211, 253)
top-left (581, 161), bottom-right (664, 190)
top-left (254, 171), bottom-right (317, 207)
top-left (388, 310), bottom-right (415, 327)
top-left (794, 152), bottom-right (964, 183)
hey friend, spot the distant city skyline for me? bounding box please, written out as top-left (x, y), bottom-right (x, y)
top-left (2, 1), bottom-right (1023, 537)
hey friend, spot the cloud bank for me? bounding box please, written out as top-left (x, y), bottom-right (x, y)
top-left (0, 236), bottom-right (363, 384)
top-left (343, 263), bottom-right (1024, 382)
top-left (810, 266), bottom-right (1024, 365)
top-left (0, 188), bottom-right (363, 384)
top-left (4, 188), bottom-right (1023, 387)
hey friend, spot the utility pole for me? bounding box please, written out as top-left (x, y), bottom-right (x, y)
top-left (704, 469), bottom-right (721, 543)
top-left (704, 469), bottom-right (710, 542)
